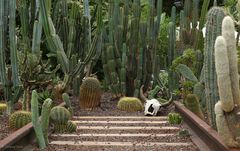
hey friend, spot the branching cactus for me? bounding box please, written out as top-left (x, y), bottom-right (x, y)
top-left (214, 16), bottom-right (240, 148)
top-left (31, 90), bottom-right (53, 149)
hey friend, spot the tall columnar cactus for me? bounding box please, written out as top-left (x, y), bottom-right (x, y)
top-left (79, 77), bottom-right (102, 110)
top-left (9, 111), bottom-right (32, 130)
top-left (203, 7), bottom-right (225, 129)
top-left (215, 16), bottom-right (240, 148)
top-left (102, 0), bottom-right (163, 97)
top-left (31, 90), bottom-right (52, 149)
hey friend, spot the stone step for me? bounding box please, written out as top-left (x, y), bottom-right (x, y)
top-left (72, 116), bottom-right (168, 121)
top-left (72, 120), bottom-right (169, 126)
top-left (49, 140), bottom-right (193, 147)
top-left (50, 133), bottom-right (186, 143)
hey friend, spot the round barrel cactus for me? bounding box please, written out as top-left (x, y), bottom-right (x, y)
top-left (79, 77), bottom-right (102, 110)
top-left (50, 106), bottom-right (71, 124)
top-left (0, 103), bottom-right (7, 114)
top-left (66, 120), bottom-right (77, 133)
top-left (117, 97), bottom-right (143, 112)
top-left (9, 111), bottom-right (32, 130)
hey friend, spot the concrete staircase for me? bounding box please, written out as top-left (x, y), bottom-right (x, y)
top-left (48, 116), bottom-right (196, 151)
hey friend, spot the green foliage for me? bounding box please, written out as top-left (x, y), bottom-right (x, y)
top-left (9, 111), bottom-right (32, 130)
top-left (117, 97), bottom-right (143, 112)
top-left (50, 106), bottom-right (71, 125)
top-left (176, 64), bottom-right (198, 82)
top-left (167, 112), bottom-right (183, 125)
top-left (172, 49), bottom-right (197, 74)
top-left (66, 120), bottom-right (77, 133)
top-left (158, 16), bottom-right (170, 67)
top-left (0, 103), bottom-right (7, 114)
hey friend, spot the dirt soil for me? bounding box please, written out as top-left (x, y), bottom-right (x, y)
top-left (0, 114), bottom-right (10, 140)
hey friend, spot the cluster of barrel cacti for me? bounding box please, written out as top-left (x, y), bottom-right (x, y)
top-left (117, 97), bottom-right (143, 112)
top-left (214, 16), bottom-right (240, 148)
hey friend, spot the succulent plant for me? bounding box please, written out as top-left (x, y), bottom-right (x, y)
top-left (0, 103), bottom-right (7, 114)
top-left (167, 113), bottom-right (182, 125)
top-left (62, 93), bottom-right (73, 116)
top-left (117, 97), bottom-right (143, 112)
top-left (184, 94), bottom-right (204, 120)
top-left (79, 77), bottom-right (102, 110)
top-left (66, 120), bottom-right (77, 133)
top-left (50, 106), bottom-right (71, 125)
top-left (214, 16), bottom-right (240, 148)
top-left (9, 110), bottom-right (32, 130)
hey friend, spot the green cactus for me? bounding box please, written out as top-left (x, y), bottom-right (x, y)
top-left (9, 111), bottom-right (32, 130)
top-left (50, 106), bottom-right (71, 125)
top-left (31, 90), bottom-right (52, 149)
top-left (167, 113), bottom-right (183, 125)
top-left (62, 93), bottom-right (73, 116)
top-left (184, 94), bottom-right (204, 120)
top-left (203, 7), bottom-right (225, 129)
top-left (79, 77), bottom-right (102, 110)
top-left (214, 16), bottom-right (240, 148)
top-left (66, 120), bottom-right (77, 133)
top-left (148, 86), bottom-right (161, 99)
top-left (117, 97), bottom-right (143, 112)
top-left (0, 103), bottom-right (7, 114)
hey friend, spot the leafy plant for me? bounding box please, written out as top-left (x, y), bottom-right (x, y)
top-left (167, 112), bottom-right (183, 124)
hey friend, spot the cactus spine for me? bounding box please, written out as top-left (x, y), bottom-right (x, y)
top-left (203, 7), bottom-right (225, 129)
top-left (214, 16), bottom-right (240, 148)
top-left (31, 90), bottom-right (53, 149)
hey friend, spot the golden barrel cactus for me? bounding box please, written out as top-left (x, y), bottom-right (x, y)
top-left (79, 77), bottom-right (102, 110)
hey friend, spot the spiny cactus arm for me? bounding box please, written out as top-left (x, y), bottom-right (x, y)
top-left (176, 64), bottom-right (198, 82)
top-left (41, 98), bottom-right (52, 145)
top-left (31, 90), bottom-right (46, 149)
top-left (39, 0), bottom-right (69, 74)
top-left (222, 16), bottom-right (240, 106)
top-left (157, 93), bottom-right (173, 107)
top-left (9, 0), bottom-right (20, 86)
top-left (199, 0), bottom-right (210, 30)
top-left (148, 86), bottom-right (161, 99)
top-left (62, 93), bottom-right (71, 108)
top-left (215, 36), bottom-right (234, 112)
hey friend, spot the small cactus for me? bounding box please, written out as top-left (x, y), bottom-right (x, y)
top-left (117, 97), bottom-right (143, 112)
top-left (167, 113), bottom-right (182, 124)
top-left (184, 94), bottom-right (204, 120)
top-left (79, 77), bottom-right (102, 110)
top-left (62, 93), bottom-right (73, 116)
top-left (0, 103), bottom-right (7, 114)
top-left (66, 120), bottom-right (77, 133)
top-left (50, 106), bottom-right (71, 124)
top-left (9, 111), bottom-right (32, 130)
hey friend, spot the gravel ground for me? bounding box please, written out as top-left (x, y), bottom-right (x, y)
top-left (0, 114), bottom-right (10, 140)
